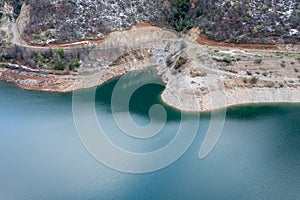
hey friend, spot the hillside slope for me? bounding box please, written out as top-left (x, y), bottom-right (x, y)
top-left (0, 0), bottom-right (299, 45)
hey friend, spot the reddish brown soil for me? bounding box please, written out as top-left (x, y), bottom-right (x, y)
top-left (22, 24), bottom-right (284, 51)
top-left (196, 35), bottom-right (278, 50)
top-left (24, 23), bottom-right (156, 48)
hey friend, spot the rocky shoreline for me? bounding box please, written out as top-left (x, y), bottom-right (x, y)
top-left (1, 62), bottom-right (300, 112)
top-left (1, 26), bottom-right (300, 112)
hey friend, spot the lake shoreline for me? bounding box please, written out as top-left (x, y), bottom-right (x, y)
top-left (1, 26), bottom-right (299, 112)
top-left (1, 65), bottom-right (300, 113)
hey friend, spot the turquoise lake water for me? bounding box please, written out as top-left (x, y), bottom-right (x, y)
top-left (0, 71), bottom-right (300, 200)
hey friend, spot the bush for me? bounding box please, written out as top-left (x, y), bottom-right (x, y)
top-left (69, 59), bottom-right (80, 70)
top-left (58, 48), bottom-right (65, 59)
top-left (279, 83), bottom-right (284, 88)
top-left (169, 0), bottom-right (192, 32)
top-left (174, 56), bottom-right (188, 69)
top-left (254, 58), bottom-right (262, 64)
top-left (250, 76), bottom-right (259, 84)
top-left (54, 60), bottom-right (65, 71)
top-left (222, 57), bottom-right (232, 64)
top-left (36, 53), bottom-right (45, 68)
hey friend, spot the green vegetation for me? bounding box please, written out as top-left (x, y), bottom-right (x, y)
top-left (254, 58), bottom-right (262, 64)
top-left (36, 53), bottom-right (50, 68)
top-left (69, 59), bottom-right (80, 70)
top-left (250, 76), bottom-right (259, 84)
top-left (280, 61), bottom-right (286, 68)
top-left (174, 56), bottom-right (188, 69)
top-left (58, 49), bottom-right (65, 59)
top-left (169, 0), bottom-right (192, 32)
top-left (53, 49), bottom-right (65, 71)
top-left (222, 57), bottom-right (232, 65)
top-left (54, 60), bottom-right (64, 71)
top-left (221, 68), bottom-right (238, 74)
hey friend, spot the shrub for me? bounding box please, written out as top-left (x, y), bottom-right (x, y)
top-left (58, 48), bottom-right (65, 59)
top-left (54, 60), bottom-right (65, 71)
top-left (222, 57), bottom-right (232, 64)
top-left (254, 58), bottom-right (262, 64)
top-left (69, 59), bottom-right (80, 70)
top-left (174, 56), bottom-right (188, 70)
top-left (36, 53), bottom-right (45, 68)
top-left (250, 76), bottom-right (259, 84)
top-left (169, 0), bottom-right (192, 32)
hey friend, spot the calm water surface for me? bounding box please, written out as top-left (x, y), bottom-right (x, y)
top-left (0, 73), bottom-right (300, 200)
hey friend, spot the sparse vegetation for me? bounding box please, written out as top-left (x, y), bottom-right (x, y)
top-left (262, 72), bottom-right (268, 77)
top-left (54, 60), bottom-right (64, 71)
top-left (250, 76), bottom-right (259, 84)
top-left (247, 71), bottom-right (252, 76)
top-left (174, 56), bottom-right (188, 70)
top-left (2, 0), bottom-right (298, 45)
top-left (254, 58), bottom-right (262, 64)
top-left (0, 45), bottom-right (88, 71)
top-left (266, 82), bottom-right (275, 88)
top-left (190, 71), bottom-right (207, 77)
top-left (222, 57), bottom-right (232, 65)
top-left (69, 59), bottom-right (80, 70)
